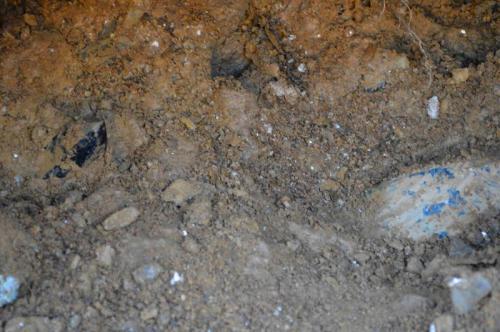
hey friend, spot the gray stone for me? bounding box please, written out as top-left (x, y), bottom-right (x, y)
top-left (103, 207), bottom-right (140, 231)
top-left (432, 314), bottom-right (453, 332)
top-left (448, 273), bottom-right (492, 314)
top-left (161, 179), bottom-right (202, 206)
top-left (96, 245), bottom-right (115, 267)
top-left (132, 263), bottom-right (163, 284)
top-left (140, 306), bottom-right (158, 321)
top-left (68, 314), bottom-right (81, 329)
top-left (184, 199), bottom-right (212, 226)
top-left (406, 257), bottom-right (424, 274)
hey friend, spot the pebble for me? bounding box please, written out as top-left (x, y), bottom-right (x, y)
top-left (427, 96), bottom-right (439, 119)
top-left (132, 263), bottom-right (163, 284)
top-left (140, 306), bottom-right (158, 321)
top-left (68, 314), bottom-right (81, 329)
top-left (170, 271), bottom-right (184, 286)
top-left (0, 275), bottom-right (19, 307)
top-left (161, 179), bottom-right (202, 206)
top-left (450, 68), bottom-right (469, 84)
top-left (448, 273), bottom-right (492, 314)
top-left (184, 199), bottom-right (212, 226)
top-left (5, 317), bottom-right (64, 332)
top-left (406, 257), bottom-right (424, 274)
top-left (69, 255), bottom-right (81, 270)
top-left (23, 14), bottom-right (38, 27)
top-left (320, 179), bottom-right (341, 192)
top-left (103, 207), bottom-right (140, 231)
top-left (430, 314), bottom-right (453, 332)
top-left (95, 245), bottom-right (115, 267)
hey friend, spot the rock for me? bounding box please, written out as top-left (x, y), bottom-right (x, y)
top-left (76, 187), bottom-right (132, 224)
top-left (68, 314), bottom-right (81, 329)
top-left (450, 68), bottom-right (469, 84)
top-left (0, 275), bottom-right (19, 307)
top-left (427, 96), bottom-right (439, 119)
top-left (406, 257), bottom-right (424, 274)
top-left (69, 255), bottom-right (81, 270)
top-left (279, 196), bottom-right (292, 208)
top-left (170, 271), bottom-right (184, 286)
top-left (370, 160), bottom-right (500, 240)
top-left (360, 48), bottom-right (409, 92)
top-left (448, 273), bottom-right (492, 314)
top-left (95, 245), bottom-right (115, 267)
top-left (23, 14), bottom-right (37, 27)
top-left (140, 306), bottom-right (158, 321)
top-left (161, 179), bottom-right (202, 206)
top-left (180, 117), bottom-right (196, 130)
top-left (5, 317), bottom-right (64, 332)
top-left (103, 207), bottom-right (140, 231)
top-left (107, 114), bottom-right (147, 165)
top-left (184, 199), bottom-right (212, 226)
top-left (132, 263), bottom-right (163, 284)
top-left (430, 314), bottom-right (453, 332)
top-left (65, 121), bottom-right (107, 167)
top-left (320, 179), bottom-right (341, 192)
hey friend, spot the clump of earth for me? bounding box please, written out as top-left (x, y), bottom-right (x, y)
top-left (0, 1), bottom-right (499, 331)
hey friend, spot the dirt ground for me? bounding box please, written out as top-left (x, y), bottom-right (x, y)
top-left (0, 0), bottom-right (499, 331)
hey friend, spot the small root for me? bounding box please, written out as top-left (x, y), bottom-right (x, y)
top-left (396, 0), bottom-right (433, 89)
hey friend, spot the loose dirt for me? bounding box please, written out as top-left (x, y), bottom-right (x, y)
top-left (0, 1), bottom-right (499, 331)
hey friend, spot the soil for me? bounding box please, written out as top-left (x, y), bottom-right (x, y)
top-left (0, 0), bottom-right (499, 331)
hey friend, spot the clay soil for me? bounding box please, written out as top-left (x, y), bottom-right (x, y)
top-left (0, 0), bottom-right (499, 331)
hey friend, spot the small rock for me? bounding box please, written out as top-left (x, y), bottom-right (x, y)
top-left (180, 117), bottom-right (196, 130)
top-left (427, 96), bottom-right (439, 119)
top-left (170, 271), bottom-right (184, 286)
top-left (69, 255), bottom-right (81, 270)
top-left (450, 68), bottom-right (469, 84)
top-left (396, 294), bottom-right (431, 313)
top-left (140, 306), bottom-right (158, 321)
top-left (132, 263), bottom-right (163, 284)
top-left (279, 196), bottom-right (291, 208)
top-left (0, 275), bottom-right (20, 307)
top-left (70, 212), bottom-right (87, 228)
top-left (95, 245), bottom-right (115, 267)
top-left (431, 314), bottom-right (453, 332)
top-left (448, 273), bottom-right (492, 314)
top-left (103, 207), bottom-right (140, 231)
top-left (5, 317), bottom-right (64, 332)
top-left (335, 167), bottom-right (348, 181)
top-left (184, 199), bottom-right (212, 226)
top-left (406, 257), bottom-right (424, 273)
top-left (320, 179), bottom-right (341, 192)
top-left (23, 14), bottom-right (37, 27)
top-left (68, 314), bottom-right (81, 329)
top-left (353, 252), bottom-right (370, 264)
top-left (161, 179), bottom-right (202, 206)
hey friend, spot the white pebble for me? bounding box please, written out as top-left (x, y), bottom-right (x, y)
top-left (170, 271), bottom-right (184, 286)
top-left (427, 96), bottom-right (439, 119)
top-left (297, 63), bottom-right (306, 73)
